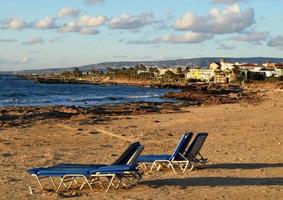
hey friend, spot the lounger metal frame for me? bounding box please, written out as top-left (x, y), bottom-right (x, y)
top-left (29, 145), bottom-right (144, 193)
top-left (140, 133), bottom-right (193, 173)
top-left (141, 132), bottom-right (208, 173)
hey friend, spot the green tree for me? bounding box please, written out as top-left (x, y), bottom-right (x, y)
top-left (73, 68), bottom-right (82, 77)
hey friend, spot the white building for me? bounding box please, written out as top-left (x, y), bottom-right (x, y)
top-left (275, 67), bottom-right (283, 77)
top-left (260, 69), bottom-right (276, 77)
top-left (220, 59), bottom-right (235, 71)
top-left (186, 69), bottom-right (215, 82)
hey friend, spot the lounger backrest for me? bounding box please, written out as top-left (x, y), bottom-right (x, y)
top-left (169, 132), bottom-right (193, 160)
top-left (184, 133), bottom-right (208, 159)
top-left (127, 145), bottom-right (144, 164)
top-left (112, 142), bottom-right (141, 165)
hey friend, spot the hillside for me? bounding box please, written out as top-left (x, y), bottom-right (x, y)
top-left (15, 57), bottom-right (283, 74)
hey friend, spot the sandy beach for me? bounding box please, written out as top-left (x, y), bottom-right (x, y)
top-left (0, 84), bottom-right (283, 200)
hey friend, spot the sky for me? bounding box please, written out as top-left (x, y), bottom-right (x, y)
top-left (0, 0), bottom-right (283, 71)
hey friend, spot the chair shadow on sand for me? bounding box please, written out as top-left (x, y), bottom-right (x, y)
top-left (142, 163), bottom-right (283, 188)
top-left (204, 163), bottom-right (283, 170)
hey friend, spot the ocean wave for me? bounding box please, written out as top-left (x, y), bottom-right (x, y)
top-left (126, 95), bottom-right (152, 99)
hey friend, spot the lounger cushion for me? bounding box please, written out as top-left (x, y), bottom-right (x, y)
top-left (35, 167), bottom-right (95, 176)
top-left (53, 164), bottom-right (107, 168)
top-left (28, 164), bottom-right (138, 177)
top-left (27, 167), bottom-right (48, 175)
top-left (90, 164), bottom-right (137, 174)
top-left (137, 155), bottom-right (171, 162)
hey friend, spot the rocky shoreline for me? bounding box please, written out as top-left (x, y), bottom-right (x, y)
top-left (0, 102), bottom-right (187, 128)
top-left (0, 83), bottom-right (264, 129)
top-left (2, 76), bottom-right (278, 129)
top-left (164, 83), bottom-right (261, 105)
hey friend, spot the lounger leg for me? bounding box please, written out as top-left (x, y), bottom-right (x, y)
top-left (150, 161), bottom-right (157, 172)
top-left (49, 177), bottom-right (58, 190)
top-left (79, 181), bottom-right (86, 190)
top-left (87, 177), bottom-right (105, 189)
top-left (56, 177), bottom-right (66, 192)
top-left (66, 177), bottom-right (75, 189)
top-left (189, 163), bottom-right (195, 171)
top-left (116, 179), bottom-right (121, 189)
top-left (198, 153), bottom-right (208, 165)
top-left (84, 177), bottom-right (94, 192)
top-left (136, 171), bottom-right (143, 183)
top-left (56, 176), bottom-right (76, 192)
top-left (168, 162), bottom-right (176, 173)
top-left (34, 176), bottom-right (44, 190)
top-left (97, 177), bottom-right (105, 188)
top-left (72, 178), bottom-right (80, 188)
top-left (181, 162), bottom-right (189, 173)
top-left (105, 175), bottom-right (115, 193)
top-left (132, 172), bottom-right (141, 185)
top-left (142, 163), bottom-right (148, 169)
top-left (60, 177), bottom-right (70, 189)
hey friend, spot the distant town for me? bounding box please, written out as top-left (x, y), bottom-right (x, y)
top-left (26, 58), bottom-right (283, 86)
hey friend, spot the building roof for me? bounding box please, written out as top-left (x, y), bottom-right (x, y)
top-left (275, 63), bottom-right (283, 69)
top-left (238, 63), bottom-right (258, 67)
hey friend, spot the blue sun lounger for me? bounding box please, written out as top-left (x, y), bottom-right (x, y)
top-left (137, 132), bottom-right (193, 173)
top-left (184, 132), bottom-right (208, 170)
top-left (27, 143), bottom-right (144, 192)
top-left (53, 141), bottom-right (141, 168)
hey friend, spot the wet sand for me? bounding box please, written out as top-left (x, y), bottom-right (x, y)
top-left (0, 85), bottom-right (283, 199)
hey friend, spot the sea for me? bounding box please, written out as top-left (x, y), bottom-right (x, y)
top-left (0, 74), bottom-right (178, 107)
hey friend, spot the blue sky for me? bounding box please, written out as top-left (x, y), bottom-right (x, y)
top-left (0, 0), bottom-right (283, 71)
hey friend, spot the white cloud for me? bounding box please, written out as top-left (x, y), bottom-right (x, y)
top-left (108, 13), bottom-right (153, 29)
top-left (1, 18), bottom-right (29, 30)
top-left (57, 14), bottom-right (105, 35)
top-left (21, 57), bottom-right (32, 63)
top-left (35, 16), bottom-right (56, 29)
top-left (231, 31), bottom-right (269, 45)
top-left (128, 32), bottom-right (213, 44)
top-left (58, 22), bottom-right (79, 33)
top-left (58, 7), bottom-right (80, 18)
top-left (175, 4), bottom-right (254, 34)
top-left (78, 15), bottom-right (107, 27)
top-left (21, 37), bottom-right (44, 45)
top-left (159, 32), bottom-right (214, 44)
top-left (267, 35), bottom-right (283, 50)
top-left (58, 22), bottom-right (99, 35)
